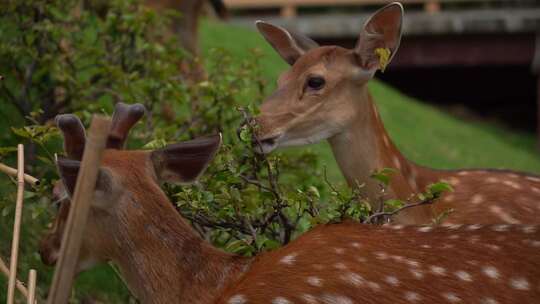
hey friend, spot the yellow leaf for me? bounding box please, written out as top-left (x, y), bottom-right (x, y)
top-left (375, 48), bottom-right (391, 72)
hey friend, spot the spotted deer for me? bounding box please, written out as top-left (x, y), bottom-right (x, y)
top-left (253, 2), bottom-right (540, 225)
top-left (39, 105), bottom-right (540, 303)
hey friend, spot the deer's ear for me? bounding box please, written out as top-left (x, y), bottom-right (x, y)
top-left (256, 21), bottom-right (318, 65)
top-left (56, 158), bottom-right (113, 207)
top-left (150, 134), bottom-right (221, 184)
top-left (354, 2), bottom-right (403, 71)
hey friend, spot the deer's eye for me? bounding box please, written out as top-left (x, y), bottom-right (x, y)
top-left (306, 76), bottom-right (325, 91)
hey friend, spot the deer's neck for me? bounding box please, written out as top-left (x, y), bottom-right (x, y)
top-left (328, 88), bottom-right (433, 224)
top-left (109, 188), bottom-right (250, 304)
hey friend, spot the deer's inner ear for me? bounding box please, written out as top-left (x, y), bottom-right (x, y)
top-left (354, 3), bottom-right (403, 71)
top-left (150, 134), bottom-right (221, 184)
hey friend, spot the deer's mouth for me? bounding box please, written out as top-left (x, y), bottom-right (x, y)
top-left (254, 133), bottom-right (282, 154)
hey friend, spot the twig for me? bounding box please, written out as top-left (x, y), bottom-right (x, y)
top-left (0, 162), bottom-right (40, 186)
top-left (27, 269), bottom-right (37, 304)
top-left (0, 256), bottom-right (29, 299)
top-left (46, 115), bottom-right (111, 304)
top-left (363, 195), bottom-right (438, 224)
top-left (7, 145), bottom-right (25, 304)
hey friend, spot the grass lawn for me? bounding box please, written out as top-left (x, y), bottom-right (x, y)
top-left (2, 19), bottom-right (540, 303)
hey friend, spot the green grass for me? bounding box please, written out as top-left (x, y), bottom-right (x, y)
top-left (3, 19), bottom-right (540, 303)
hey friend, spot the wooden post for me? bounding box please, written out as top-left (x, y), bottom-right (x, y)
top-left (46, 115), bottom-right (110, 304)
top-left (0, 163), bottom-right (40, 186)
top-left (7, 144), bottom-right (25, 304)
top-left (0, 256), bottom-right (29, 299)
top-left (27, 269), bottom-right (37, 304)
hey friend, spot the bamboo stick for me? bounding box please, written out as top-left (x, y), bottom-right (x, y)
top-left (0, 256), bottom-right (29, 299)
top-left (0, 163), bottom-right (39, 186)
top-left (7, 144), bottom-right (25, 304)
top-left (46, 115), bottom-right (110, 304)
top-left (27, 269), bottom-right (37, 304)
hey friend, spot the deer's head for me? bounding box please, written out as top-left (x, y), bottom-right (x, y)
top-left (39, 103), bottom-right (221, 273)
top-left (254, 3), bottom-right (403, 153)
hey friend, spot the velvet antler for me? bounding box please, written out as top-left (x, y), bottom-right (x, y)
top-left (106, 103), bottom-right (146, 149)
top-left (56, 114), bottom-right (87, 160)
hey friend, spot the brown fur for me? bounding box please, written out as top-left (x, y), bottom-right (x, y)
top-left (217, 223), bottom-right (540, 304)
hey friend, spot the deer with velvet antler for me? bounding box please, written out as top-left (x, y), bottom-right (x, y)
top-left (253, 2), bottom-right (540, 225)
top-left (38, 103), bottom-right (540, 303)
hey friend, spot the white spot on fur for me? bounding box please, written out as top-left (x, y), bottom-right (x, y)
top-left (228, 295), bottom-right (247, 304)
top-left (482, 266), bottom-right (500, 279)
top-left (357, 257), bottom-right (367, 263)
top-left (301, 294), bottom-right (318, 304)
top-left (447, 177), bottom-right (460, 186)
top-left (430, 265), bottom-right (447, 276)
top-left (449, 234), bottom-right (460, 240)
top-left (385, 276), bottom-right (400, 286)
top-left (382, 135), bottom-right (390, 147)
top-left (421, 244), bottom-right (432, 249)
top-left (391, 255), bottom-right (405, 262)
top-left (374, 251), bottom-right (389, 260)
top-left (341, 272), bottom-right (364, 287)
top-left (492, 224), bottom-right (510, 232)
top-left (530, 240), bottom-right (540, 247)
top-left (442, 292), bottom-right (461, 303)
top-left (406, 259), bottom-right (420, 267)
top-left (481, 298), bottom-right (499, 304)
top-left (390, 225), bottom-right (404, 230)
top-left (467, 224), bottom-right (482, 230)
top-left (457, 171), bottom-right (470, 176)
top-left (502, 180), bottom-right (522, 189)
top-left (333, 262), bottom-right (347, 270)
top-left (532, 187), bottom-right (540, 194)
top-left (510, 277), bottom-right (530, 290)
top-left (410, 269), bottom-right (424, 279)
top-left (404, 291), bottom-right (421, 302)
top-left (418, 226), bottom-right (433, 232)
top-left (526, 176), bottom-right (540, 183)
top-left (471, 194), bottom-right (484, 205)
top-left (522, 225), bottom-right (536, 234)
top-left (485, 244), bottom-right (501, 251)
top-left (367, 281), bottom-right (381, 291)
top-left (446, 224), bottom-right (463, 230)
top-left (393, 156), bottom-right (401, 170)
top-left (443, 194), bottom-right (455, 202)
top-left (307, 276), bottom-right (323, 287)
top-left (334, 247), bottom-right (345, 254)
top-left (350, 242), bottom-right (361, 248)
top-left (280, 253), bottom-right (298, 265)
top-left (272, 297), bottom-right (292, 304)
top-left (489, 206), bottom-right (521, 224)
top-left (455, 270), bottom-right (472, 282)
top-left (486, 177), bottom-right (500, 183)
top-left (320, 294), bottom-right (353, 304)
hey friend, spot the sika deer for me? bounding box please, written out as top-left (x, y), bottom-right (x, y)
top-left (39, 106), bottom-right (540, 304)
top-left (253, 2), bottom-right (540, 225)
